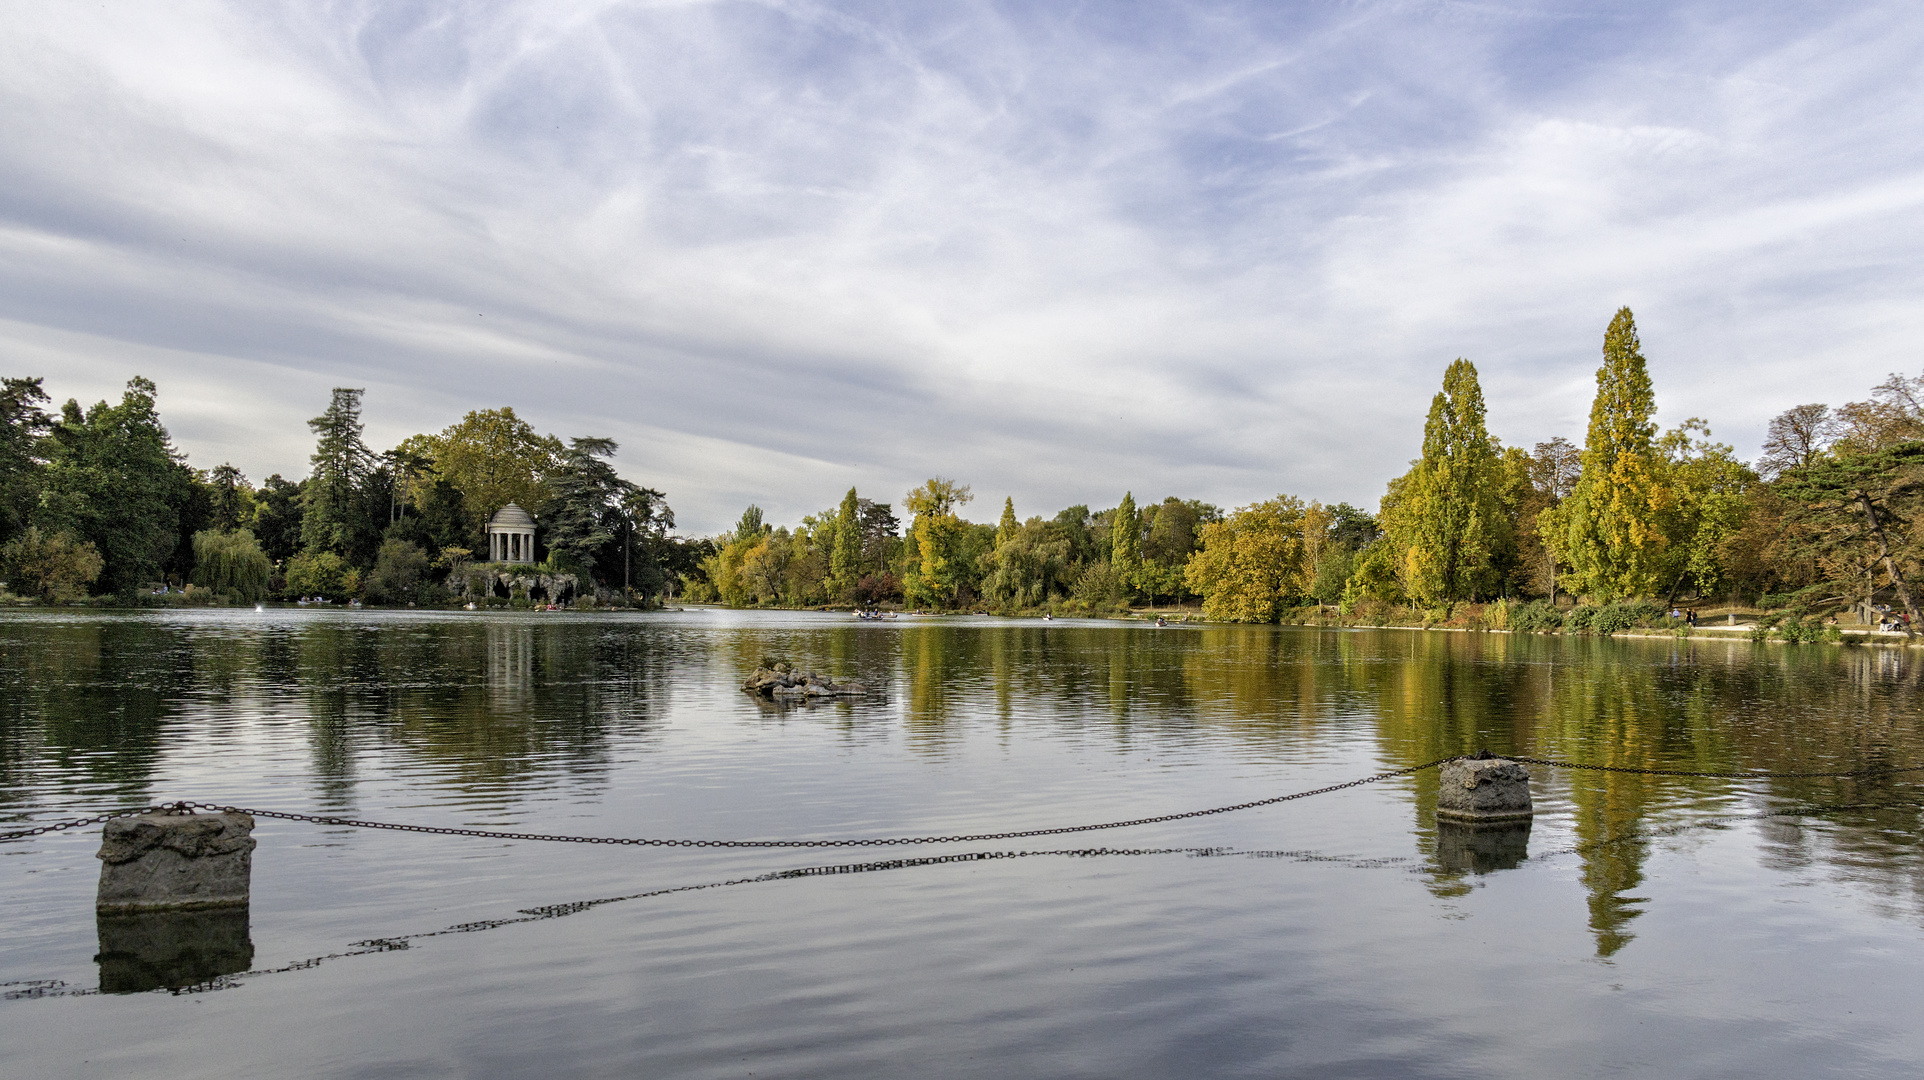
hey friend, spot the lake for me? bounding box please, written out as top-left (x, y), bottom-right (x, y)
top-left (4, 609), bottom-right (1924, 1078)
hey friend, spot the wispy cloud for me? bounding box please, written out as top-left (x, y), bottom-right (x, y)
top-left (1, 0), bottom-right (1919, 530)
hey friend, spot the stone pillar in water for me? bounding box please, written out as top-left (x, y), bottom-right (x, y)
top-left (1435, 756), bottom-right (1533, 823)
top-left (97, 810), bottom-right (256, 912)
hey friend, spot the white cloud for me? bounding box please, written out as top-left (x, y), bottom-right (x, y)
top-left (1, 0), bottom-right (1921, 531)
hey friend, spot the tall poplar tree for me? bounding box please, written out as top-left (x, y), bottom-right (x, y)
top-left (1541, 309), bottom-right (1672, 600)
top-left (831, 487), bottom-right (862, 599)
top-left (1381, 358), bottom-right (1507, 604)
top-left (1111, 491), bottom-right (1140, 587)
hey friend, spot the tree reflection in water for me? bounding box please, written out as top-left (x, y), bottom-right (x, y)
top-left (5, 614), bottom-right (1924, 960)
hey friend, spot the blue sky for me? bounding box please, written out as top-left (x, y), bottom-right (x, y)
top-left (2, 1), bottom-right (1920, 532)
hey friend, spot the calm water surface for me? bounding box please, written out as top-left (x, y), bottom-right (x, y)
top-left (4, 609), bottom-right (1924, 1078)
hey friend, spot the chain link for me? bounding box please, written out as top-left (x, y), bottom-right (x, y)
top-left (1507, 756), bottom-right (1924, 780)
top-left (0, 805), bottom-right (187, 844)
top-left (176, 761), bottom-right (1454, 848)
top-left (7, 755), bottom-right (1920, 850)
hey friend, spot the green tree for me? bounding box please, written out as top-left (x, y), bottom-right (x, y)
top-left (1307, 502), bottom-right (1379, 606)
top-left (1655, 420), bottom-right (1754, 602)
top-left (830, 487), bottom-right (863, 600)
top-left (616, 485), bottom-right (675, 598)
top-left (1141, 498), bottom-right (1218, 566)
top-left (1379, 358), bottom-right (1508, 605)
top-left (981, 516), bottom-right (1071, 609)
top-left (539, 437), bottom-right (638, 583)
top-left (1541, 309), bottom-right (1672, 600)
top-left (302, 388), bottom-right (376, 557)
top-left (1778, 442), bottom-right (1924, 633)
top-left (362, 539), bottom-right (433, 606)
top-left (1047, 505), bottom-right (1100, 568)
top-left (997, 498), bottom-right (1018, 546)
top-left (1111, 492), bottom-right (1141, 597)
top-left (1, 526), bottom-right (102, 602)
top-left (250, 474), bottom-right (305, 562)
top-left (0, 376), bottom-right (52, 546)
top-left (205, 463), bottom-right (252, 531)
top-left (190, 529), bottom-right (271, 602)
top-left (285, 550), bottom-right (348, 599)
top-left (401, 407), bottom-right (565, 537)
top-left (735, 504), bottom-right (768, 539)
top-left (37, 377), bottom-right (199, 596)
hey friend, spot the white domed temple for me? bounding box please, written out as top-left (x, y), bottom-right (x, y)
top-left (486, 503), bottom-right (536, 564)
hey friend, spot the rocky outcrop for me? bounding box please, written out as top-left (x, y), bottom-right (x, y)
top-left (742, 662), bottom-right (867, 700)
top-left (451, 566), bottom-right (585, 603)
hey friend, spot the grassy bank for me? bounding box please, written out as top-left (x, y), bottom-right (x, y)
top-left (1270, 597), bottom-right (1913, 646)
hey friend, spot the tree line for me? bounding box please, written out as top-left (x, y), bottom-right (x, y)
top-left (5, 306), bottom-right (1918, 619)
top-left (687, 306), bottom-right (1924, 625)
top-left (0, 381), bottom-right (686, 605)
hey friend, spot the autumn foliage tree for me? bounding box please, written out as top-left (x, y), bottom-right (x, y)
top-left (1379, 358), bottom-right (1508, 605)
top-left (1184, 496), bottom-right (1310, 622)
top-left (1541, 309), bottom-right (1674, 600)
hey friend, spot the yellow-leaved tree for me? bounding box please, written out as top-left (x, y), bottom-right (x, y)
top-left (904, 478), bottom-right (972, 609)
top-left (1540, 309), bottom-right (1674, 600)
top-left (1183, 496), bottom-right (1309, 622)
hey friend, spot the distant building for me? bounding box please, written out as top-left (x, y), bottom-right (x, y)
top-left (487, 503), bottom-right (537, 564)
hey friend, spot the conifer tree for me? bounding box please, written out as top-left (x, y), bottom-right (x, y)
top-left (1541, 309), bottom-right (1672, 599)
top-left (831, 487), bottom-right (862, 598)
top-left (302, 388), bottom-right (375, 556)
top-left (997, 497), bottom-right (1018, 547)
top-left (540, 436), bottom-right (640, 580)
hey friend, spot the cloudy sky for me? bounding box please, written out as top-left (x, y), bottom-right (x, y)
top-left (2, 1), bottom-right (1920, 533)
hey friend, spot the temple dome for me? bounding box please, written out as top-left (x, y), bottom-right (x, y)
top-left (489, 503), bottom-right (535, 529)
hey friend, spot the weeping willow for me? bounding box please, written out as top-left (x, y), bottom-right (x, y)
top-left (190, 529), bottom-right (271, 602)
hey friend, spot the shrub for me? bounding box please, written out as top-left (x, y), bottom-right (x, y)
top-left (1510, 599), bottom-right (1564, 634)
top-left (1483, 599), bottom-right (1511, 631)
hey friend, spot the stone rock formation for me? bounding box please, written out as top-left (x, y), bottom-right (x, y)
top-left (742, 661), bottom-right (867, 700)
